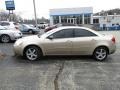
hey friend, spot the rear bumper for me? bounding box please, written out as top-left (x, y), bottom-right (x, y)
top-left (13, 44), bottom-right (23, 56)
top-left (109, 44), bottom-right (116, 54)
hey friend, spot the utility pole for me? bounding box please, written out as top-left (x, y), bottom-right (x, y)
top-left (33, 0), bottom-right (38, 29)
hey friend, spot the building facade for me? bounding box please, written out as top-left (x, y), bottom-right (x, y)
top-left (50, 7), bottom-right (93, 25)
top-left (93, 15), bottom-right (120, 30)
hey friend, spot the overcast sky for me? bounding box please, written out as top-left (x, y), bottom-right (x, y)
top-left (0, 0), bottom-right (120, 19)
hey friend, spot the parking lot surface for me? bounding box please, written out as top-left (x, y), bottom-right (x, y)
top-left (0, 31), bottom-right (120, 90)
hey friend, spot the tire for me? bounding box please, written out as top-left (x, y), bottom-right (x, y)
top-left (29, 30), bottom-right (33, 34)
top-left (93, 47), bottom-right (108, 61)
top-left (0, 35), bottom-right (10, 43)
top-left (32, 31), bottom-right (35, 34)
top-left (24, 46), bottom-right (42, 61)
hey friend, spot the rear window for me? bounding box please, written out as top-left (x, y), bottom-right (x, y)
top-left (0, 26), bottom-right (6, 30)
top-left (13, 23), bottom-right (19, 25)
top-left (0, 22), bottom-right (10, 26)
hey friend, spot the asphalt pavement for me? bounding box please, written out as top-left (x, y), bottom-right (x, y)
top-left (0, 31), bottom-right (120, 90)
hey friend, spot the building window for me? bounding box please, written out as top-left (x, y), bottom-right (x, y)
top-left (116, 23), bottom-right (119, 25)
top-left (93, 19), bottom-right (99, 24)
top-left (76, 15), bottom-right (82, 24)
top-left (112, 24), bottom-right (114, 26)
top-left (61, 16), bottom-right (67, 23)
top-left (112, 16), bottom-right (114, 19)
top-left (53, 16), bottom-right (59, 24)
top-left (84, 14), bottom-right (91, 24)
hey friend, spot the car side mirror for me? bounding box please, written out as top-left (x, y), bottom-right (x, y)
top-left (47, 35), bottom-right (54, 40)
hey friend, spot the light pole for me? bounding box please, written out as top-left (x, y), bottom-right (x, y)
top-left (33, 0), bottom-right (38, 29)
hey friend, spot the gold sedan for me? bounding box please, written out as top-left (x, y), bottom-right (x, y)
top-left (14, 26), bottom-right (116, 61)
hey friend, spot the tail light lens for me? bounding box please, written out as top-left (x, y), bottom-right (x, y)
top-left (111, 36), bottom-right (116, 44)
top-left (15, 27), bottom-right (19, 29)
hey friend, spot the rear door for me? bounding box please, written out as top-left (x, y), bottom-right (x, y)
top-left (72, 28), bottom-right (98, 55)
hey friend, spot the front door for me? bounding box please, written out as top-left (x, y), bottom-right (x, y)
top-left (43, 38), bottom-right (73, 55)
top-left (42, 29), bottom-right (74, 55)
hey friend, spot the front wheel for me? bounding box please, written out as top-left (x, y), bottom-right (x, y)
top-left (29, 30), bottom-right (33, 34)
top-left (93, 47), bottom-right (108, 61)
top-left (1, 35), bottom-right (10, 43)
top-left (24, 46), bottom-right (42, 61)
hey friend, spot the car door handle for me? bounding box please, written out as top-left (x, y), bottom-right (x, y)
top-left (91, 39), bottom-right (96, 41)
top-left (66, 40), bottom-right (72, 43)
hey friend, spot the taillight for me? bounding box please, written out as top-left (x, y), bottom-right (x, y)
top-left (15, 27), bottom-right (19, 29)
top-left (111, 36), bottom-right (116, 44)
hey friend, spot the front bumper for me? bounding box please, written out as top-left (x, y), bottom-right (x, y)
top-left (10, 33), bottom-right (23, 40)
top-left (13, 44), bottom-right (23, 56)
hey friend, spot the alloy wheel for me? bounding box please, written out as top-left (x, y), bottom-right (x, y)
top-left (94, 47), bottom-right (108, 61)
top-left (1, 35), bottom-right (10, 43)
top-left (26, 48), bottom-right (38, 61)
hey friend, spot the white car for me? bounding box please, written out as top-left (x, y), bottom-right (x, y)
top-left (0, 26), bottom-right (22, 43)
top-left (0, 21), bottom-right (19, 30)
top-left (38, 22), bottom-right (48, 29)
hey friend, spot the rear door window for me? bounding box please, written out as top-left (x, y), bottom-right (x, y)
top-left (74, 28), bottom-right (97, 37)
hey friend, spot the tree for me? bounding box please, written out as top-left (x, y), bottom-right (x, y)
top-left (0, 10), bottom-right (23, 22)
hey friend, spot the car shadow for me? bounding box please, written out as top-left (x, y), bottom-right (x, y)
top-left (13, 55), bottom-right (111, 64)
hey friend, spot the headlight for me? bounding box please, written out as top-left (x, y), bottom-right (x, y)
top-left (13, 33), bottom-right (20, 37)
top-left (14, 39), bottom-right (23, 46)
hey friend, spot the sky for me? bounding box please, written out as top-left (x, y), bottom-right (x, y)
top-left (0, 0), bottom-right (120, 19)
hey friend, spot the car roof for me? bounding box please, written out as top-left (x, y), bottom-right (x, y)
top-left (41, 26), bottom-right (102, 38)
top-left (0, 21), bottom-right (14, 23)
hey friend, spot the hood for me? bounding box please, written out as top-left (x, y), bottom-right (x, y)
top-left (21, 35), bottom-right (40, 42)
top-left (10, 29), bottom-right (21, 33)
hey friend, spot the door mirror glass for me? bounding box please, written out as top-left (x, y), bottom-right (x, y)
top-left (47, 35), bottom-right (54, 40)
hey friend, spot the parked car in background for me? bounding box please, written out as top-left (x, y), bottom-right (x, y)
top-left (14, 26), bottom-right (116, 61)
top-left (45, 23), bottom-right (77, 32)
top-left (38, 22), bottom-right (48, 29)
top-left (0, 21), bottom-right (19, 30)
top-left (28, 24), bottom-right (35, 28)
top-left (0, 25), bottom-right (22, 43)
top-left (19, 24), bottom-right (40, 34)
top-left (45, 25), bottom-right (57, 32)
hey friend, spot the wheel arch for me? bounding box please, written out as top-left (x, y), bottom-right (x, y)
top-left (28, 29), bottom-right (33, 31)
top-left (93, 45), bottom-right (109, 55)
top-left (23, 44), bottom-right (43, 56)
top-left (0, 34), bottom-right (11, 41)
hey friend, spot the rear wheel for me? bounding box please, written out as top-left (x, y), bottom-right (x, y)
top-left (24, 46), bottom-right (42, 61)
top-left (1, 35), bottom-right (10, 43)
top-left (93, 47), bottom-right (108, 61)
top-left (29, 30), bottom-right (32, 34)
